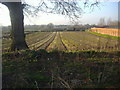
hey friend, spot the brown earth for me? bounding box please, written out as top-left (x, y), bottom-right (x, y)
top-left (90, 28), bottom-right (120, 37)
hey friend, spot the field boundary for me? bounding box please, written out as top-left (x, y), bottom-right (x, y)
top-left (87, 31), bottom-right (120, 40)
top-left (90, 28), bottom-right (120, 37)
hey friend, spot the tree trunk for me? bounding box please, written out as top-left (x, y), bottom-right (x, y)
top-left (2, 2), bottom-right (28, 51)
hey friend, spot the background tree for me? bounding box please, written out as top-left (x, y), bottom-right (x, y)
top-left (1, 0), bottom-right (100, 51)
top-left (47, 23), bottom-right (54, 31)
top-left (107, 17), bottom-right (112, 26)
top-left (98, 18), bottom-right (106, 27)
top-left (107, 18), bottom-right (118, 28)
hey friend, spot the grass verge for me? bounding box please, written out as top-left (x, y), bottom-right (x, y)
top-left (87, 31), bottom-right (120, 40)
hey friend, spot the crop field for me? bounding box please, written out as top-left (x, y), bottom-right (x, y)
top-left (2, 31), bottom-right (119, 52)
top-left (2, 31), bottom-right (120, 88)
top-left (90, 28), bottom-right (120, 37)
top-left (60, 31), bottom-right (119, 51)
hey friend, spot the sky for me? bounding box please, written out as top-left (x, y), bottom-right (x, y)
top-left (0, 1), bottom-right (118, 26)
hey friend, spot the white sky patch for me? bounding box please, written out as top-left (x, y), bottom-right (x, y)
top-left (0, 4), bottom-right (11, 26)
top-left (0, 1), bottom-right (118, 26)
top-left (79, 0), bottom-right (120, 2)
top-left (24, 12), bottom-right (70, 25)
top-left (0, 0), bottom-right (21, 2)
top-left (0, 0), bottom-right (119, 2)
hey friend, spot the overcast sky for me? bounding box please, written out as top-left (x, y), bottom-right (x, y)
top-left (0, 1), bottom-right (118, 26)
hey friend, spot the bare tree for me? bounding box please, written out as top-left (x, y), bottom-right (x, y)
top-left (107, 17), bottom-right (112, 26)
top-left (1, 0), bottom-right (100, 51)
top-left (2, 2), bottom-right (28, 51)
top-left (107, 18), bottom-right (118, 28)
top-left (98, 18), bottom-right (106, 26)
top-left (47, 23), bottom-right (54, 31)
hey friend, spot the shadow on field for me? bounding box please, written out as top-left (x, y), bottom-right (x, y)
top-left (2, 49), bottom-right (120, 88)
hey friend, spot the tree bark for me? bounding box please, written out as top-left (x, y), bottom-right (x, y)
top-left (2, 2), bottom-right (28, 51)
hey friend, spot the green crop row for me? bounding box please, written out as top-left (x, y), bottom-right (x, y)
top-left (60, 31), bottom-right (119, 52)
